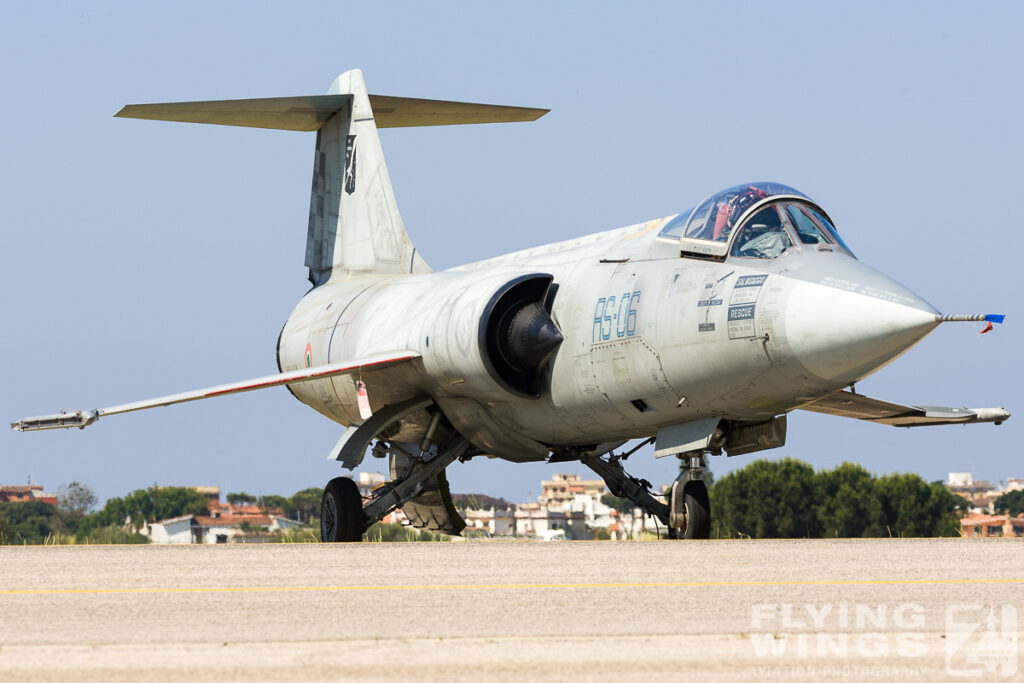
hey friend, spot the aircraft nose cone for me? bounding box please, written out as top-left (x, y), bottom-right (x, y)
top-left (784, 272), bottom-right (939, 385)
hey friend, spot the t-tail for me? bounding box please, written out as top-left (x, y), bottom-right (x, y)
top-left (115, 69), bottom-right (548, 284)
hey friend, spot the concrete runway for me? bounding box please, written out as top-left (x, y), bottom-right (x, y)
top-left (0, 539), bottom-right (1021, 681)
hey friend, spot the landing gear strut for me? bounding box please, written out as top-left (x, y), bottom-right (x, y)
top-left (581, 447), bottom-right (711, 540)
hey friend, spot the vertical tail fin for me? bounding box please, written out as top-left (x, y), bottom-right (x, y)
top-left (114, 70), bottom-right (548, 284)
top-left (305, 70), bottom-right (429, 284)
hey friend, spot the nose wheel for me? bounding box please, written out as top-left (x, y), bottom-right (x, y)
top-left (668, 479), bottom-right (710, 539)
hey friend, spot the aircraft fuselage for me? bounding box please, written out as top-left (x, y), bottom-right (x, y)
top-left (278, 210), bottom-right (939, 461)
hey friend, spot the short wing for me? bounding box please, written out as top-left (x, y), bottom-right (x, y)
top-left (11, 351), bottom-right (418, 432)
top-left (799, 390), bottom-right (1009, 427)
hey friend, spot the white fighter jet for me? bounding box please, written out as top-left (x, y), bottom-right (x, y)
top-left (12, 70), bottom-right (1009, 541)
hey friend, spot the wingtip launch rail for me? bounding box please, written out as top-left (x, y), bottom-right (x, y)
top-left (10, 352), bottom-right (418, 433)
top-left (801, 390), bottom-right (1010, 427)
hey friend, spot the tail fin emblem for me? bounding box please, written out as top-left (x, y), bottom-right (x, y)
top-left (344, 134), bottom-right (357, 195)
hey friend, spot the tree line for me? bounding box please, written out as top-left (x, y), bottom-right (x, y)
top-left (710, 459), bottom-right (971, 538)
top-left (0, 483), bottom-right (325, 544)
top-left (2, 463), bottom-right (1017, 544)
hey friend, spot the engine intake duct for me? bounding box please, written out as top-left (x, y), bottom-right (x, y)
top-left (481, 274), bottom-right (563, 398)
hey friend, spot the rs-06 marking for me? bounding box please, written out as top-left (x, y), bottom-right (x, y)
top-left (593, 291), bottom-right (640, 342)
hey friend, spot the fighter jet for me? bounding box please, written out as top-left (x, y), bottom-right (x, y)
top-left (11, 70), bottom-right (1009, 541)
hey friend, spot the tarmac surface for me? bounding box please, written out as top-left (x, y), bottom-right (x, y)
top-left (0, 539), bottom-right (1021, 681)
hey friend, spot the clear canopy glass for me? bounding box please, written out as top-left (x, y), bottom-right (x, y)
top-left (681, 182), bottom-right (808, 243)
top-left (658, 182), bottom-right (855, 259)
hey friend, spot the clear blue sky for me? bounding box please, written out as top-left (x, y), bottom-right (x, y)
top-left (2, 3), bottom-right (1021, 505)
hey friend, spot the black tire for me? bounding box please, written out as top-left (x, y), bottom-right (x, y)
top-left (679, 480), bottom-right (711, 540)
top-left (321, 477), bottom-right (364, 542)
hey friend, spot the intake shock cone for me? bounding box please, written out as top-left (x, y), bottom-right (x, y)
top-left (502, 302), bottom-right (564, 377)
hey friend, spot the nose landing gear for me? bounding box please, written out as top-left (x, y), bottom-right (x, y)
top-left (582, 447), bottom-right (711, 540)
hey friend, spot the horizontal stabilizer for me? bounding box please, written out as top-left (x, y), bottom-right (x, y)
top-left (11, 351), bottom-right (418, 432)
top-left (115, 95), bottom-right (548, 131)
top-left (800, 390), bottom-right (1010, 427)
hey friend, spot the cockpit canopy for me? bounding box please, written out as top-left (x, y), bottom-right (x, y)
top-left (658, 182), bottom-right (853, 260)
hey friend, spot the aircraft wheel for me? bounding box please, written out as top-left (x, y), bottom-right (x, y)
top-left (674, 480), bottom-right (711, 540)
top-left (321, 477), bottom-right (364, 542)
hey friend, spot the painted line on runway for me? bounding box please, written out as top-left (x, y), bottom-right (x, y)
top-left (2, 577), bottom-right (1023, 596)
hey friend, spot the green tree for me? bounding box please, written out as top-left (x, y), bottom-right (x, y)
top-left (711, 458), bottom-right (820, 538)
top-left (0, 501), bottom-right (59, 543)
top-left (709, 459), bottom-right (963, 539)
top-left (79, 525), bottom-right (150, 544)
top-left (870, 474), bottom-right (960, 537)
top-left (814, 462), bottom-right (878, 538)
top-left (0, 514), bottom-right (15, 544)
top-left (227, 492), bottom-right (257, 505)
top-left (257, 494), bottom-right (295, 517)
top-left (55, 481), bottom-right (98, 535)
top-left (77, 486), bottom-right (209, 537)
top-left (994, 489), bottom-right (1024, 516)
top-left (290, 487), bottom-right (324, 524)
top-left (58, 481), bottom-right (97, 516)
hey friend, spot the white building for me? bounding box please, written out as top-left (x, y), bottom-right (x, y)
top-left (463, 507), bottom-right (515, 537)
top-left (514, 504), bottom-right (588, 539)
top-left (146, 514), bottom-right (303, 544)
top-left (147, 515), bottom-right (197, 544)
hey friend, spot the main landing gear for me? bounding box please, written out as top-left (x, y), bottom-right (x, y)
top-left (321, 476), bottom-right (363, 542)
top-left (582, 448), bottom-right (711, 539)
top-left (320, 402), bottom-right (474, 542)
top-left (320, 437), bottom-right (472, 542)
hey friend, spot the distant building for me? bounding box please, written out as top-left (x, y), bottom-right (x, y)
top-left (961, 513), bottom-right (1024, 538)
top-left (192, 486), bottom-right (221, 501)
top-left (946, 472), bottom-right (1020, 514)
top-left (463, 507), bottom-right (515, 537)
top-left (146, 513), bottom-right (302, 544)
top-left (147, 515), bottom-right (198, 544)
top-left (206, 499), bottom-right (284, 518)
top-left (0, 485), bottom-right (57, 506)
top-left (143, 487), bottom-right (303, 543)
top-left (194, 514), bottom-right (302, 544)
top-left (514, 503), bottom-right (589, 540)
top-left (539, 473), bottom-right (605, 506)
